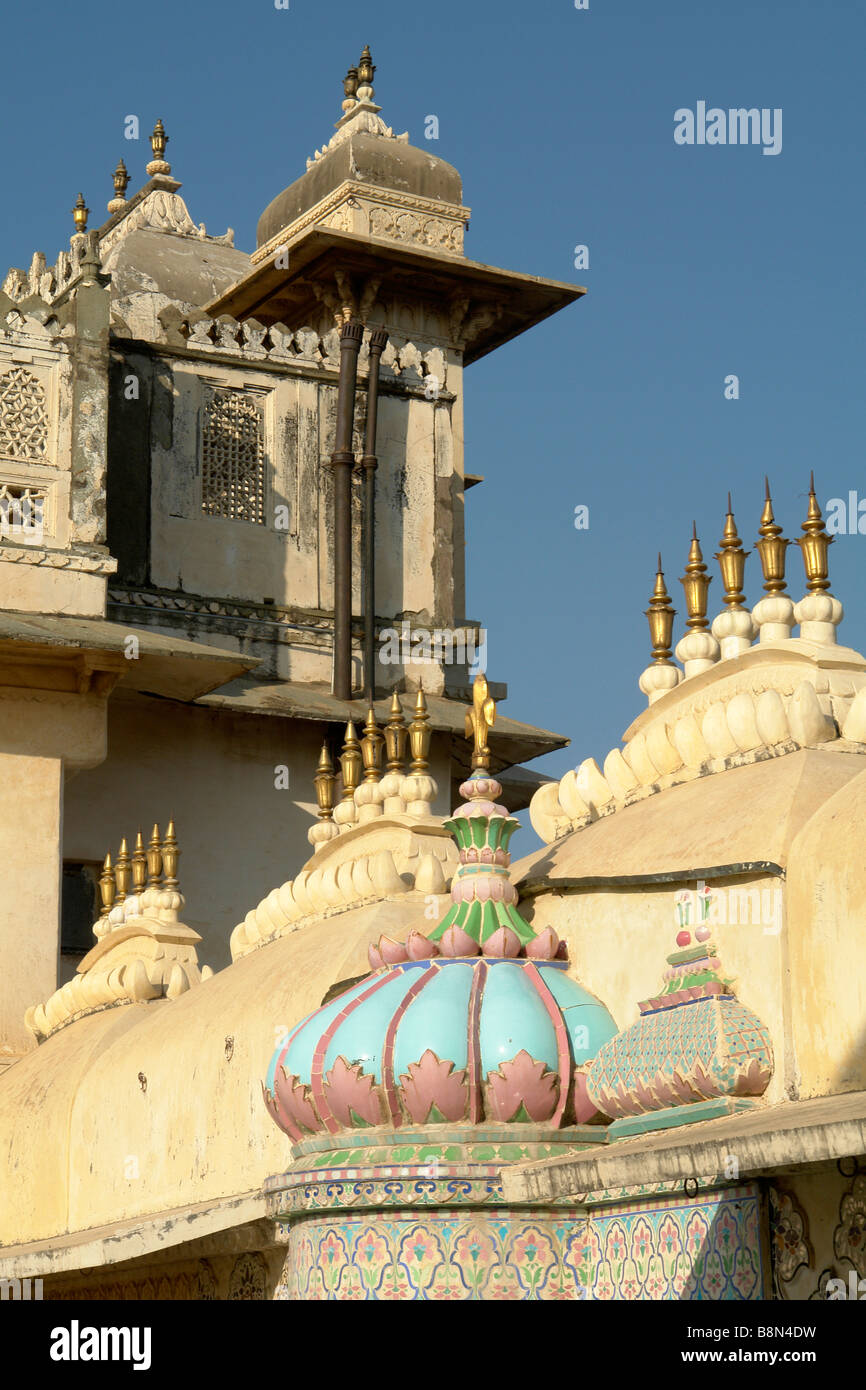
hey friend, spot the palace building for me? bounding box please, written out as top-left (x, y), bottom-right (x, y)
top-left (0, 51), bottom-right (864, 1303)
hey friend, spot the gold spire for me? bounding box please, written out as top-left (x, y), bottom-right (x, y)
top-left (383, 691), bottom-right (408, 774)
top-left (146, 823), bottom-right (162, 887)
top-left (714, 493), bottom-right (750, 608)
top-left (71, 192), bottom-right (89, 235)
top-left (408, 689), bottom-right (432, 775)
top-left (99, 852), bottom-right (116, 918)
top-left (314, 743), bottom-right (337, 821)
top-left (161, 819), bottom-right (179, 891)
top-left (357, 44), bottom-right (376, 98)
top-left (679, 523), bottom-right (712, 630)
top-left (146, 119), bottom-right (171, 177)
top-left (131, 830), bottom-right (147, 896)
top-left (797, 471), bottom-right (833, 592)
top-left (645, 553), bottom-right (676, 662)
top-left (755, 476), bottom-right (789, 593)
top-left (115, 837), bottom-right (131, 903)
top-left (465, 672), bottom-right (496, 771)
top-left (342, 66), bottom-right (359, 105)
top-left (114, 158), bottom-right (129, 197)
top-left (360, 707), bottom-right (385, 782)
top-left (339, 721), bottom-right (362, 799)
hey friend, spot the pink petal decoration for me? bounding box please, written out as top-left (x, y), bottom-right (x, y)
top-left (323, 1056), bottom-right (384, 1128)
top-left (733, 1058), bottom-right (772, 1096)
top-left (525, 927), bottom-right (560, 961)
top-left (377, 935), bottom-right (409, 965)
top-left (262, 1082), bottom-right (296, 1140)
top-left (438, 925), bottom-right (481, 958)
top-left (481, 926), bottom-right (522, 959)
top-left (397, 1048), bottom-right (469, 1123)
top-left (474, 877), bottom-right (491, 903)
top-left (367, 942), bottom-right (385, 972)
top-left (573, 1066), bottom-right (607, 1123)
top-left (406, 931), bottom-right (439, 961)
top-left (485, 1049), bottom-right (559, 1122)
top-left (273, 1069), bottom-right (323, 1138)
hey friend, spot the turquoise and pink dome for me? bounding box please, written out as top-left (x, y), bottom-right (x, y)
top-left (264, 955), bottom-right (617, 1139)
top-left (264, 768), bottom-right (618, 1141)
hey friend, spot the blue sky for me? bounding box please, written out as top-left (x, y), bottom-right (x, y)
top-left (4, 0), bottom-right (864, 852)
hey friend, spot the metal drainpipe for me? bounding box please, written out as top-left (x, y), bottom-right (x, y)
top-left (361, 328), bottom-right (389, 704)
top-left (330, 318), bottom-right (364, 700)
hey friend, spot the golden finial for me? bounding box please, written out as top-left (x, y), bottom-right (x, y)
top-left (464, 672), bottom-right (496, 772)
top-left (340, 721), bottom-right (363, 799)
top-left (115, 837), bottom-right (131, 903)
top-left (714, 493), bottom-right (750, 608)
top-left (383, 691), bottom-right (408, 774)
top-left (107, 158), bottom-right (129, 214)
top-left (755, 476), bottom-right (789, 593)
top-left (113, 158), bottom-right (129, 198)
top-left (408, 689), bottom-right (432, 775)
top-left (146, 119), bottom-right (171, 177)
top-left (314, 743), bottom-right (337, 820)
top-left (343, 66), bottom-right (359, 104)
top-left (645, 553), bottom-right (676, 661)
top-left (132, 830), bottom-right (147, 896)
top-left (71, 192), bottom-right (89, 236)
top-left (357, 44), bottom-right (376, 96)
top-left (361, 707), bottom-right (385, 782)
top-left (797, 471), bottom-right (833, 592)
top-left (161, 819), bottom-right (180, 891)
top-left (99, 852), bottom-right (116, 918)
top-left (679, 523), bottom-right (712, 630)
top-left (146, 823), bottom-right (162, 887)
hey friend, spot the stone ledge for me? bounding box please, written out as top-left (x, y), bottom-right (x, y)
top-left (501, 1090), bottom-right (866, 1205)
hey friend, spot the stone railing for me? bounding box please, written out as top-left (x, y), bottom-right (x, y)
top-left (130, 306), bottom-right (449, 389)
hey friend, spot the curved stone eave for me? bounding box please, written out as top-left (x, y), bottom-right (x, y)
top-left (513, 745), bottom-right (866, 894)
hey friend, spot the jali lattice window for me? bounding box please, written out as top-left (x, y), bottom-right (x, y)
top-left (0, 367), bottom-right (49, 462)
top-left (201, 387), bottom-right (266, 524)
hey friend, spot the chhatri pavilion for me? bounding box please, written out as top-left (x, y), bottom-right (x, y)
top-left (1, 50), bottom-right (865, 1303)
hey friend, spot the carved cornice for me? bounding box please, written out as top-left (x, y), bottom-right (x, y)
top-left (108, 586), bottom-right (337, 633)
top-left (0, 542), bottom-right (117, 574)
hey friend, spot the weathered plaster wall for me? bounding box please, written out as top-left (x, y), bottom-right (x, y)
top-left (786, 765), bottom-right (866, 1098)
top-left (62, 692), bottom-right (453, 970)
top-left (0, 751), bottom-right (62, 1063)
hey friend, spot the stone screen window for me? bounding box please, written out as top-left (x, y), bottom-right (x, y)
top-left (201, 387), bottom-right (267, 524)
top-left (0, 366), bottom-right (49, 463)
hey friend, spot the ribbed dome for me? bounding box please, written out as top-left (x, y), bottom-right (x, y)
top-left (257, 131), bottom-right (463, 249)
top-left (264, 956), bottom-right (617, 1138)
